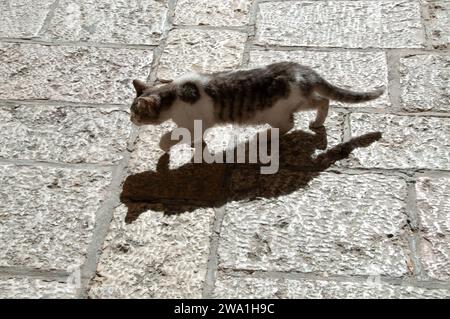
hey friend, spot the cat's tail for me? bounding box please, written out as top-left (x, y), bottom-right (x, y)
top-left (314, 78), bottom-right (385, 103)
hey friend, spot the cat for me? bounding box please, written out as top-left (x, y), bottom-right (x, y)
top-left (130, 62), bottom-right (384, 151)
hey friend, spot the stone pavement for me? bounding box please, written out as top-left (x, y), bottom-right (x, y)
top-left (0, 0), bottom-right (449, 299)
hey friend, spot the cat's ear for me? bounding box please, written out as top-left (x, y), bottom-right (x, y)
top-left (132, 79), bottom-right (148, 96)
top-left (137, 96), bottom-right (159, 117)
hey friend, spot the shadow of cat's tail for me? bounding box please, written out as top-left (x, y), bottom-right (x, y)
top-left (314, 132), bottom-right (382, 168)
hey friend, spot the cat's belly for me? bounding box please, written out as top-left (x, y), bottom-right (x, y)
top-left (248, 88), bottom-right (308, 125)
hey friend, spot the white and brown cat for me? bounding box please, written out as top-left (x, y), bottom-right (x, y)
top-left (130, 62), bottom-right (384, 151)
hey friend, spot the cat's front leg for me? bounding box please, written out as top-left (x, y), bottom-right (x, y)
top-left (309, 96), bottom-right (329, 129)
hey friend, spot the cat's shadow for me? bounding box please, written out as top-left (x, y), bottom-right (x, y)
top-left (120, 127), bottom-right (382, 223)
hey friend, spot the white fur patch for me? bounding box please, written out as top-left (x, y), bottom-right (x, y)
top-left (174, 72), bottom-right (209, 85)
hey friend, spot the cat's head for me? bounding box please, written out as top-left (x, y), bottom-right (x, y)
top-left (130, 79), bottom-right (175, 126)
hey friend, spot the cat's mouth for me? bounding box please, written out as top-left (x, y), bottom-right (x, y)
top-left (130, 114), bottom-right (143, 126)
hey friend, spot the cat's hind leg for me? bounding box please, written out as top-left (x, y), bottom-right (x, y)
top-left (309, 95), bottom-right (329, 129)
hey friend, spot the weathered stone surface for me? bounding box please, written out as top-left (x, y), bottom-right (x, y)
top-left (349, 113), bottom-right (450, 170)
top-left (218, 172), bottom-right (411, 277)
top-left (214, 274), bottom-right (450, 299)
top-left (0, 104), bottom-right (130, 164)
top-left (174, 0), bottom-right (251, 26)
top-left (89, 204), bottom-right (214, 298)
top-left (0, 43), bottom-right (152, 104)
top-left (0, 277), bottom-right (76, 299)
top-left (0, 165), bottom-right (112, 269)
top-left (249, 50), bottom-right (389, 109)
top-left (0, 0), bottom-right (54, 38)
top-left (426, 0), bottom-right (450, 49)
top-left (416, 176), bottom-right (450, 281)
top-left (256, 1), bottom-right (424, 48)
top-left (42, 0), bottom-right (168, 45)
top-left (157, 29), bottom-right (246, 79)
top-left (400, 54), bottom-right (450, 112)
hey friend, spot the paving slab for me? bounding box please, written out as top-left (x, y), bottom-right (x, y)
top-left (0, 43), bottom-right (152, 104)
top-left (400, 54), bottom-right (450, 112)
top-left (0, 277), bottom-right (76, 299)
top-left (214, 274), bottom-right (450, 298)
top-left (42, 0), bottom-right (168, 45)
top-left (157, 29), bottom-right (246, 79)
top-left (416, 176), bottom-right (450, 281)
top-left (0, 0), bottom-right (55, 38)
top-left (348, 113), bottom-right (450, 170)
top-left (425, 0), bottom-right (450, 49)
top-left (89, 204), bottom-right (214, 298)
top-left (0, 104), bottom-right (130, 164)
top-left (256, 0), bottom-right (424, 48)
top-left (0, 165), bottom-right (112, 270)
top-left (174, 0), bottom-right (252, 27)
top-left (218, 171), bottom-right (411, 277)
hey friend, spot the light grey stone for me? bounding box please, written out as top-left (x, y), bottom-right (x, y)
top-left (0, 104), bottom-right (131, 164)
top-left (88, 204), bottom-right (214, 298)
top-left (426, 0), bottom-right (450, 49)
top-left (214, 274), bottom-right (450, 299)
top-left (0, 277), bottom-right (76, 299)
top-left (256, 1), bottom-right (424, 48)
top-left (174, 0), bottom-right (252, 26)
top-left (348, 113), bottom-right (450, 170)
top-left (249, 50), bottom-right (390, 109)
top-left (42, 0), bottom-right (168, 45)
top-left (218, 172), bottom-right (411, 277)
top-left (0, 165), bottom-right (112, 269)
top-left (400, 54), bottom-right (450, 112)
top-left (0, 43), bottom-right (153, 104)
top-left (416, 176), bottom-right (450, 281)
top-left (128, 121), bottom-right (178, 174)
top-left (0, 0), bottom-right (54, 38)
top-left (157, 29), bottom-right (246, 79)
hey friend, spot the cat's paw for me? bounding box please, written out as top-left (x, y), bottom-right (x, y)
top-left (309, 120), bottom-right (324, 129)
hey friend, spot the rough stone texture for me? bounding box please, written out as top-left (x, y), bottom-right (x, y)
top-left (214, 274), bottom-right (450, 299)
top-left (157, 29), bottom-right (246, 79)
top-left (416, 176), bottom-right (450, 281)
top-left (426, 0), bottom-right (450, 49)
top-left (256, 1), bottom-right (424, 48)
top-left (1, 0), bottom-right (449, 300)
top-left (0, 0), bottom-right (55, 38)
top-left (219, 172), bottom-right (411, 277)
top-left (0, 43), bottom-right (152, 104)
top-left (250, 50), bottom-right (389, 109)
top-left (0, 165), bottom-right (112, 269)
top-left (42, 0), bottom-right (168, 45)
top-left (348, 113), bottom-right (450, 170)
top-left (0, 104), bottom-right (130, 164)
top-left (400, 54), bottom-right (450, 112)
top-left (174, 0), bottom-right (252, 27)
top-left (88, 204), bottom-right (214, 298)
top-left (0, 277), bottom-right (76, 299)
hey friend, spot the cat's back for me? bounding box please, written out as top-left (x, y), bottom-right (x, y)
top-left (201, 62), bottom-right (306, 122)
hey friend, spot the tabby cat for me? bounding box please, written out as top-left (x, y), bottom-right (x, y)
top-left (130, 62), bottom-right (384, 151)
